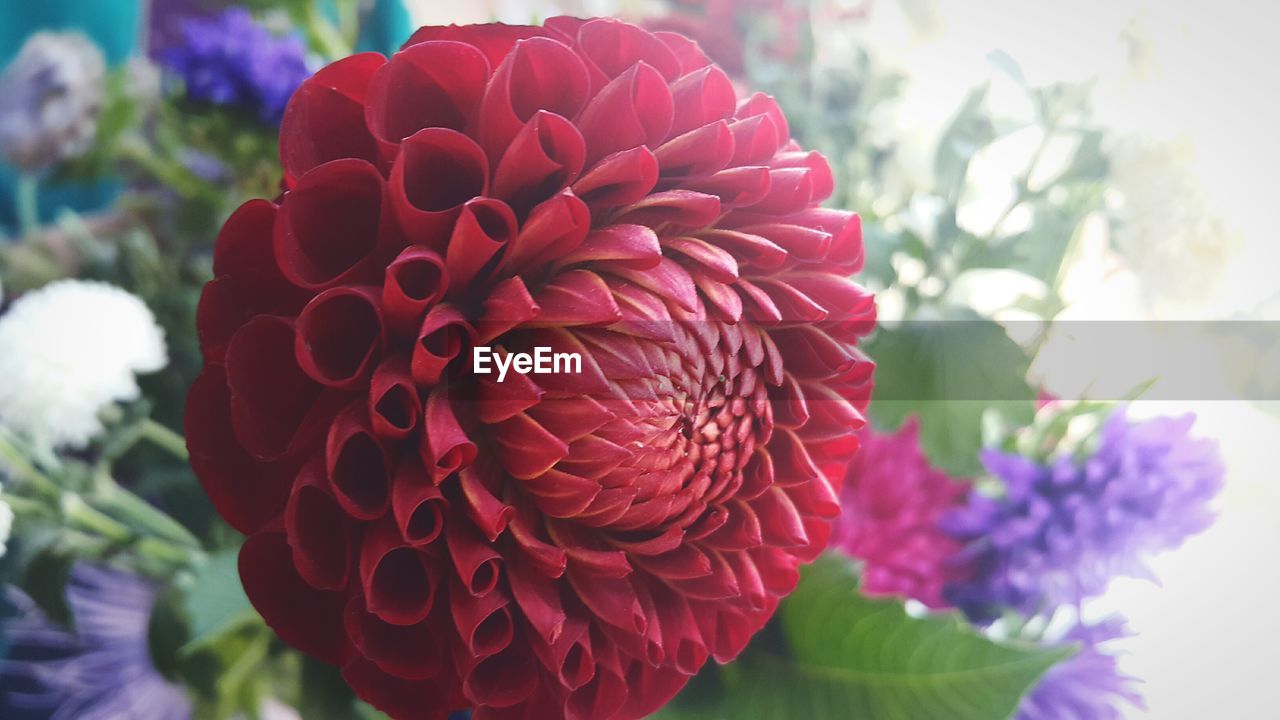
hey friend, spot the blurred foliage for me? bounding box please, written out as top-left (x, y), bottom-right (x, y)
top-left (740, 11), bottom-right (1111, 475)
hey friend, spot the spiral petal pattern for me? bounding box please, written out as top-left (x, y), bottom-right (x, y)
top-left (188, 17), bottom-right (875, 720)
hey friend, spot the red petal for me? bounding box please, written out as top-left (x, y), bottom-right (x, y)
top-left (369, 355), bottom-right (421, 440)
top-left (225, 316), bottom-right (326, 461)
top-left (326, 401), bottom-right (391, 520)
top-left (389, 128), bottom-right (489, 248)
top-left (382, 246), bottom-right (448, 335)
top-left (577, 63), bottom-right (673, 166)
top-left (576, 19), bottom-right (681, 82)
top-left (391, 455), bottom-right (447, 546)
top-left (285, 459), bottom-right (352, 590)
top-left (364, 40), bottom-right (489, 150)
top-left (275, 159), bottom-right (388, 289)
top-left (478, 37), bottom-right (591, 161)
top-left (668, 65), bottom-right (736, 138)
top-left (571, 146), bottom-right (659, 208)
top-left (528, 269), bottom-right (622, 327)
top-left (294, 285), bottom-right (384, 388)
top-left (500, 190), bottom-right (591, 273)
top-left (185, 365), bottom-right (293, 533)
top-left (344, 593), bottom-right (445, 680)
top-left (240, 529), bottom-right (349, 664)
top-left (445, 197), bottom-right (517, 293)
top-left (491, 111), bottom-right (586, 219)
top-left (476, 276), bottom-right (541, 345)
top-left (360, 517), bottom-right (438, 625)
top-left (412, 304), bottom-right (476, 386)
top-left (553, 224), bottom-right (662, 272)
top-left (421, 388), bottom-right (478, 483)
top-left (280, 53), bottom-right (384, 183)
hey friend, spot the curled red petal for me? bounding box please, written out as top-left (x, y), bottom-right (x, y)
top-left (390, 128), bottom-right (489, 248)
top-left (275, 159), bottom-right (390, 290)
top-left (280, 53), bottom-right (384, 183)
top-left (241, 529), bottom-right (349, 664)
top-left (365, 41), bottom-right (490, 150)
top-left (360, 517), bottom-right (439, 625)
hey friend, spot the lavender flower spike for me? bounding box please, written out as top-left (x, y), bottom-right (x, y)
top-left (1017, 617), bottom-right (1144, 720)
top-left (942, 408), bottom-right (1225, 622)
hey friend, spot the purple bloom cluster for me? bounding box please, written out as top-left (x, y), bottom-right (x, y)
top-left (0, 563), bottom-right (191, 720)
top-left (942, 408), bottom-right (1223, 622)
top-left (160, 8), bottom-right (311, 124)
top-left (1016, 618), bottom-right (1144, 720)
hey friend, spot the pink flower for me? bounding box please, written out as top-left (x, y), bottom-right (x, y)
top-left (832, 419), bottom-right (970, 609)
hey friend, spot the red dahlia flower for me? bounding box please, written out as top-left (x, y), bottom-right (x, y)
top-left (187, 17), bottom-right (875, 720)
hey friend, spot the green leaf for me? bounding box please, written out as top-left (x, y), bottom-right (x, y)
top-left (656, 556), bottom-right (1069, 719)
top-left (933, 85), bottom-right (995, 202)
top-left (182, 548), bottom-right (256, 653)
top-left (866, 306), bottom-right (1035, 475)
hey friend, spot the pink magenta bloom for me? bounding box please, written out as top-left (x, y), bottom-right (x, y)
top-left (832, 419), bottom-right (971, 609)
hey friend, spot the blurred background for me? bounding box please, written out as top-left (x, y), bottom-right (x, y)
top-left (0, 0), bottom-right (1275, 718)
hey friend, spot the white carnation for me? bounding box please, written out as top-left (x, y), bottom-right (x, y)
top-left (0, 280), bottom-right (167, 452)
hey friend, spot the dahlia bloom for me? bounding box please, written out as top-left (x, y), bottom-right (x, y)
top-left (0, 32), bottom-right (106, 171)
top-left (0, 280), bottom-right (168, 454)
top-left (831, 418), bottom-right (969, 609)
top-left (0, 563), bottom-right (192, 719)
top-left (1016, 617), bottom-right (1143, 720)
top-left (188, 17), bottom-right (873, 719)
top-left (160, 8), bottom-right (311, 123)
top-left (943, 409), bottom-right (1224, 621)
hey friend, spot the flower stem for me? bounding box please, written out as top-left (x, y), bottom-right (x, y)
top-left (0, 431), bottom-right (60, 502)
top-left (139, 418), bottom-right (190, 462)
top-left (15, 173), bottom-right (39, 237)
top-left (92, 471), bottom-right (202, 550)
top-left (63, 492), bottom-right (200, 568)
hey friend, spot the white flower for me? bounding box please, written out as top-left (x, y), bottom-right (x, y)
top-left (0, 496), bottom-right (12, 557)
top-left (0, 280), bottom-right (167, 453)
top-left (1107, 134), bottom-right (1242, 315)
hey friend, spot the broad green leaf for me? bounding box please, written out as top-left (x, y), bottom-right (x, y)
top-left (866, 306), bottom-right (1035, 475)
top-left (182, 548), bottom-right (256, 653)
top-left (656, 556), bottom-right (1069, 720)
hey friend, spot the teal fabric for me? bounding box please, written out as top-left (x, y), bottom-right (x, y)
top-left (321, 0), bottom-right (413, 56)
top-left (0, 0), bottom-right (140, 67)
top-left (355, 0), bottom-right (413, 55)
top-left (0, 0), bottom-right (140, 233)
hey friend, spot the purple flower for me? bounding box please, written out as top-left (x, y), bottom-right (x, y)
top-left (0, 563), bottom-right (192, 719)
top-left (160, 8), bottom-right (311, 124)
top-left (942, 408), bottom-right (1223, 622)
top-left (1017, 618), bottom-right (1144, 720)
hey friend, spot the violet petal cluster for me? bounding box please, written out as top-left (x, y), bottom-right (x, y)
top-left (1016, 618), bottom-right (1144, 720)
top-left (942, 409), bottom-right (1224, 622)
top-left (0, 563), bottom-right (191, 720)
top-left (160, 8), bottom-right (311, 123)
